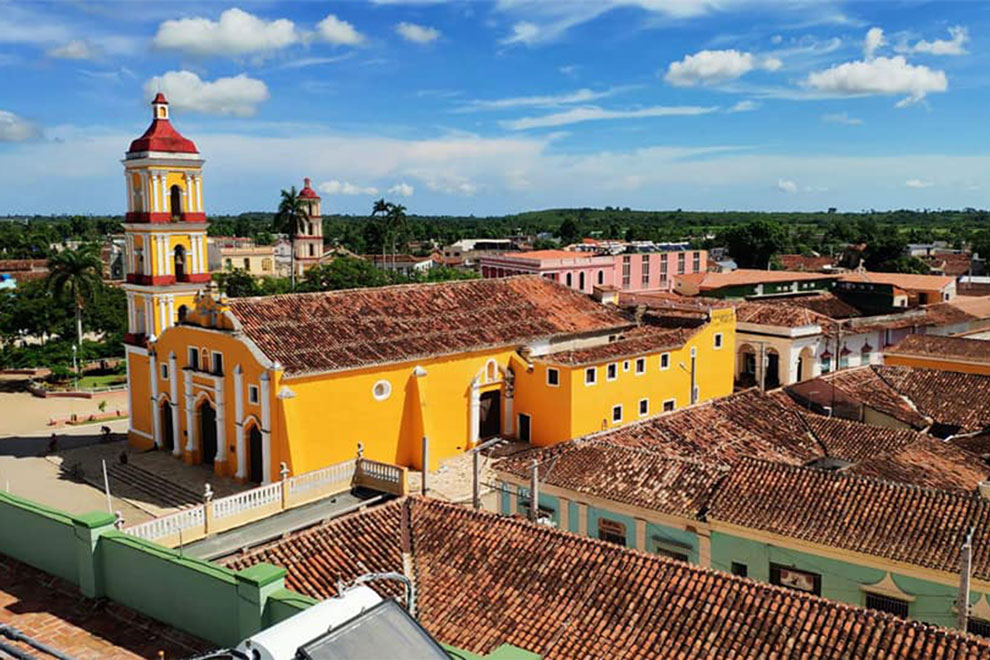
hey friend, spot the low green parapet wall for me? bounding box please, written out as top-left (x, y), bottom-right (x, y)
top-left (0, 492), bottom-right (80, 584)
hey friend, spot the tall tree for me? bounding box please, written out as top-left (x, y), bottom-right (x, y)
top-left (275, 186), bottom-right (309, 288)
top-left (386, 202), bottom-right (408, 271)
top-left (370, 198), bottom-right (390, 268)
top-left (719, 220), bottom-right (787, 269)
top-left (46, 245), bottom-right (103, 347)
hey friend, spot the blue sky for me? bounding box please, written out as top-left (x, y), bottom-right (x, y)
top-left (1, 1), bottom-right (989, 216)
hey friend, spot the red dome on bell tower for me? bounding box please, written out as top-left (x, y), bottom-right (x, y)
top-left (300, 177), bottom-right (320, 199)
top-left (127, 93), bottom-right (198, 155)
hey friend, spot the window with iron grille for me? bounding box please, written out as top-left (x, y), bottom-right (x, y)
top-left (641, 255), bottom-right (650, 285)
top-left (731, 562), bottom-right (748, 577)
top-left (598, 518), bottom-right (626, 546)
top-left (693, 251), bottom-right (700, 272)
top-left (864, 593), bottom-right (909, 618)
top-left (622, 256), bottom-right (631, 288)
top-left (517, 498), bottom-right (555, 523)
top-left (769, 563), bottom-right (820, 595)
top-left (677, 252), bottom-right (686, 275)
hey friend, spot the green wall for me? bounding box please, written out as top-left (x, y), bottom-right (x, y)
top-left (0, 492), bottom-right (80, 584)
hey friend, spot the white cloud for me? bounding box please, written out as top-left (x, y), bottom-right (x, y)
top-left (899, 26), bottom-right (968, 56)
top-left (905, 178), bottom-right (933, 188)
top-left (387, 182), bottom-right (415, 197)
top-left (395, 22), bottom-right (440, 44)
top-left (47, 39), bottom-right (98, 60)
top-left (822, 112), bottom-right (863, 125)
top-left (502, 21), bottom-right (542, 45)
top-left (316, 14), bottom-right (365, 46)
top-left (318, 180), bottom-right (379, 195)
top-left (665, 49), bottom-right (781, 87)
top-left (777, 178), bottom-right (798, 194)
top-left (729, 100), bottom-right (759, 112)
top-left (462, 87), bottom-right (624, 111)
top-left (0, 110), bottom-right (40, 141)
top-left (864, 26), bottom-right (885, 59)
top-left (144, 71), bottom-right (270, 117)
top-left (501, 105), bottom-right (717, 130)
top-left (153, 8), bottom-right (298, 57)
top-left (803, 55), bottom-right (947, 106)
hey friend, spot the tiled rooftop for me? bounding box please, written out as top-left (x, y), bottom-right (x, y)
top-left (225, 497), bottom-right (990, 659)
top-left (708, 458), bottom-right (990, 580)
top-left (0, 556), bottom-right (209, 660)
top-left (538, 325), bottom-right (697, 366)
top-left (590, 389), bottom-right (825, 466)
top-left (790, 366), bottom-right (930, 429)
top-left (782, 292), bottom-right (863, 318)
top-left (847, 436), bottom-right (990, 492)
top-left (887, 334), bottom-right (990, 364)
top-left (800, 413), bottom-right (921, 462)
top-left (839, 270), bottom-right (956, 291)
top-left (734, 300), bottom-right (838, 331)
top-left (228, 276), bottom-right (630, 375)
top-left (681, 268), bottom-right (836, 290)
top-left (777, 254), bottom-right (836, 272)
top-left (875, 365), bottom-right (990, 434)
top-left (495, 439), bottom-right (728, 518)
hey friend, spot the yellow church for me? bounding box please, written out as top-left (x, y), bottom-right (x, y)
top-left (124, 95), bottom-right (737, 484)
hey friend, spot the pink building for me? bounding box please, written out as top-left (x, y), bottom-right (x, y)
top-left (480, 248), bottom-right (707, 295)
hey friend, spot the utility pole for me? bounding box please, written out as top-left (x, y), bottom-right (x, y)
top-left (470, 437), bottom-right (502, 511)
top-left (529, 459), bottom-right (539, 523)
top-left (957, 528), bottom-right (974, 631)
top-left (421, 436), bottom-right (429, 497)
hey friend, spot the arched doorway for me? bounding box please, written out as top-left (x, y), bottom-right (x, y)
top-left (248, 425), bottom-right (263, 484)
top-left (160, 400), bottom-right (174, 452)
top-left (764, 348), bottom-right (781, 390)
top-left (736, 343), bottom-right (756, 388)
top-left (169, 185), bottom-right (182, 220)
top-left (198, 399), bottom-right (217, 465)
top-left (177, 305), bottom-right (188, 322)
top-left (797, 346), bottom-right (816, 382)
top-left (173, 245), bottom-right (186, 279)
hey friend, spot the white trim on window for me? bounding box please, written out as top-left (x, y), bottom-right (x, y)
top-left (160, 363), bottom-right (169, 380)
top-left (662, 398), bottom-right (676, 412)
top-left (659, 353), bottom-right (670, 370)
top-left (714, 332), bottom-right (724, 350)
top-left (248, 385), bottom-right (259, 405)
top-left (606, 363), bottom-right (618, 381)
top-left (612, 404), bottom-right (623, 423)
top-left (635, 357), bottom-right (646, 375)
top-left (585, 367), bottom-right (597, 385)
top-left (638, 398), bottom-right (649, 417)
top-left (623, 360), bottom-right (630, 372)
top-left (546, 367), bottom-right (560, 387)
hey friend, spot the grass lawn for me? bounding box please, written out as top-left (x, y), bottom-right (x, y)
top-left (75, 374), bottom-right (127, 389)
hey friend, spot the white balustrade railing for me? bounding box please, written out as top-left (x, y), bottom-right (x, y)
top-left (212, 482), bottom-right (282, 520)
top-left (360, 459), bottom-right (403, 485)
top-left (288, 460), bottom-right (355, 496)
top-left (126, 505), bottom-right (205, 541)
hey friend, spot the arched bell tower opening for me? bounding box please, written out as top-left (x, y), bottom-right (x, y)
top-left (174, 245), bottom-right (186, 280)
top-left (170, 185), bottom-right (182, 220)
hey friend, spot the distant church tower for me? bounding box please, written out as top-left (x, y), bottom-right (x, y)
top-left (123, 94), bottom-right (210, 446)
top-left (294, 178), bottom-right (323, 275)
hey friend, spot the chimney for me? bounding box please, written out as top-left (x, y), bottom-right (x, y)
top-left (634, 304), bottom-right (647, 326)
top-left (979, 481), bottom-right (990, 499)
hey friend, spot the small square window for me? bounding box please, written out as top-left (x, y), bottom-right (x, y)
top-left (865, 593), bottom-right (909, 618)
top-left (623, 360), bottom-right (630, 372)
top-left (598, 518), bottom-right (626, 546)
top-left (612, 405), bottom-right (623, 422)
top-left (639, 398), bottom-right (648, 416)
top-left (160, 364), bottom-right (169, 380)
top-left (585, 367), bottom-right (597, 385)
top-left (635, 358), bottom-right (645, 374)
top-left (714, 333), bottom-right (723, 349)
top-left (731, 562), bottom-right (748, 577)
top-left (663, 399), bottom-right (676, 412)
top-left (248, 385), bottom-right (259, 404)
top-left (547, 368), bottom-right (560, 387)
top-left (659, 353), bottom-right (670, 370)
top-left (607, 363), bottom-right (618, 381)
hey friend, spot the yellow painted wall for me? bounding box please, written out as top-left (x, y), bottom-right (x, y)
top-left (884, 353), bottom-right (990, 376)
top-left (281, 347), bottom-right (517, 473)
top-left (127, 350), bottom-right (153, 450)
top-left (520, 308), bottom-right (736, 447)
top-left (513, 357), bottom-right (573, 446)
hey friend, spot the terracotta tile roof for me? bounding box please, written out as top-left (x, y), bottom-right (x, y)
top-left (499, 249), bottom-right (594, 261)
top-left (789, 366), bottom-right (930, 429)
top-left (847, 436), bottom-right (990, 492)
top-left (801, 413), bottom-right (920, 462)
top-left (538, 325), bottom-right (698, 366)
top-left (0, 556), bottom-right (209, 659)
top-left (592, 389), bottom-right (825, 466)
top-left (228, 276), bottom-right (630, 375)
top-left (685, 268), bottom-right (837, 291)
top-left (778, 254), bottom-right (836, 272)
top-left (226, 497), bottom-right (990, 658)
top-left (874, 365), bottom-right (990, 434)
top-left (887, 334), bottom-right (990, 365)
top-left (840, 270), bottom-right (955, 291)
top-left (495, 440), bottom-right (728, 518)
top-left (783, 292), bottom-right (863, 318)
top-left (953, 432), bottom-right (990, 457)
top-left (734, 300), bottom-right (838, 331)
top-left (709, 458), bottom-right (990, 580)
top-left (927, 251), bottom-right (974, 278)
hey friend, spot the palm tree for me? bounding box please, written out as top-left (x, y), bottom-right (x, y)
top-left (275, 186), bottom-right (309, 288)
top-left (370, 198), bottom-right (390, 271)
top-left (47, 245), bottom-right (103, 347)
top-left (386, 203), bottom-right (407, 271)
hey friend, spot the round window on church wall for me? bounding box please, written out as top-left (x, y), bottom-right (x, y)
top-left (372, 380), bottom-right (392, 401)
